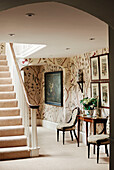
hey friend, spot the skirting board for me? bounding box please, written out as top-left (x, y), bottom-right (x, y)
top-left (37, 119), bottom-right (57, 130)
top-left (36, 119), bottom-right (109, 153)
top-left (37, 119), bottom-right (86, 144)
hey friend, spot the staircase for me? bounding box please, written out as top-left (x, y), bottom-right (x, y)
top-left (0, 55), bottom-right (30, 160)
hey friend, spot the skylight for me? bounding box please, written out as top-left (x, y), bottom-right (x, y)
top-left (13, 43), bottom-right (46, 58)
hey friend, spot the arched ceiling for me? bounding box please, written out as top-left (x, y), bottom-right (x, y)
top-left (0, 0), bottom-right (113, 28)
top-left (0, 2), bottom-right (108, 58)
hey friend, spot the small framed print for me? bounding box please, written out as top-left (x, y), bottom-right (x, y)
top-left (91, 82), bottom-right (99, 98)
top-left (100, 54), bottom-right (109, 80)
top-left (90, 56), bottom-right (99, 81)
top-left (100, 82), bottom-right (110, 108)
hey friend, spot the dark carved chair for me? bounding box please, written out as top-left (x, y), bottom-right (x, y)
top-left (56, 107), bottom-right (80, 146)
top-left (88, 133), bottom-right (110, 163)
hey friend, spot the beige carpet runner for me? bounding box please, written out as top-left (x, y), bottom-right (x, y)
top-left (0, 55), bottom-right (30, 160)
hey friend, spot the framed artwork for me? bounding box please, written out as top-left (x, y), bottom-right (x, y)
top-left (90, 56), bottom-right (99, 81)
top-left (100, 54), bottom-right (109, 80)
top-left (45, 71), bottom-right (63, 106)
top-left (100, 82), bottom-right (110, 108)
top-left (91, 82), bottom-right (99, 98)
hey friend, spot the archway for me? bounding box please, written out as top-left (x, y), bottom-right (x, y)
top-left (0, 1), bottom-right (113, 169)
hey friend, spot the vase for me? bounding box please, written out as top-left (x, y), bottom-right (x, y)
top-left (87, 110), bottom-right (94, 117)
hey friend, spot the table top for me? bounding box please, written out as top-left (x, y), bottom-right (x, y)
top-left (77, 114), bottom-right (107, 121)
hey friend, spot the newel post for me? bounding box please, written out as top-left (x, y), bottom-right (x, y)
top-left (30, 108), bottom-right (40, 157)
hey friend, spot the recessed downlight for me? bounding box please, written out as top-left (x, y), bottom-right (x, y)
top-left (89, 38), bottom-right (95, 41)
top-left (66, 48), bottom-right (70, 50)
top-left (25, 13), bottom-right (35, 17)
top-left (8, 33), bottom-right (15, 37)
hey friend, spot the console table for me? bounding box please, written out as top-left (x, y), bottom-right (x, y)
top-left (77, 115), bottom-right (107, 147)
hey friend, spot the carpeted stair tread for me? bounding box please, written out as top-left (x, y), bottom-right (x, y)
top-left (0, 146), bottom-right (29, 153)
top-left (0, 66), bottom-right (9, 71)
top-left (0, 55), bottom-right (6, 60)
top-left (0, 116), bottom-right (21, 120)
top-left (0, 135), bottom-right (27, 148)
top-left (0, 146), bottom-right (30, 160)
top-left (0, 60), bottom-right (8, 65)
top-left (0, 99), bottom-right (18, 108)
top-left (0, 71), bottom-right (10, 77)
top-left (0, 107), bottom-right (20, 116)
top-left (0, 77), bottom-right (12, 84)
top-left (0, 84), bottom-right (14, 91)
top-left (0, 92), bottom-right (16, 99)
top-left (0, 116), bottom-right (22, 126)
top-left (0, 125), bottom-right (24, 136)
top-left (0, 135), bottom-right (27, 141)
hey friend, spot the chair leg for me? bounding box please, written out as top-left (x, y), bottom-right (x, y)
top-left (63, 130), bottom-right (65, 145)
top-left (97, 145), bottom-right (100, 163)
top-left (88, 143), bottom-right (90, 159)
top-left (93, 145), bottom-right (95, 154)
top-left (70, 131), bottom-right (73, 141)
top-left (105, 144), bottom-right (109, 156)
top-left (73, 130), bottom-right (79, 147)
top-left (57, 129), bottom-right (59, 142)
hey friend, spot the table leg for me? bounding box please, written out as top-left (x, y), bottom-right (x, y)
top-left (93, 121), bottom-right (96, 154)
top-left (78, 118), bottom-right (80, 147)
top-left (86, 122), bottom-right (88, 145)
top-left (94, 121), bottom-right (96, 135)
top-left (104, 122), bottom-right (107, 134)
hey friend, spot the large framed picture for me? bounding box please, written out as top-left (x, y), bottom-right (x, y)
top-left (100, 82), bottom-right (110, 108)
top-left (45, 71), bottom-right (63, 106)
top-left (91, 82), bottom-right (99, 98)
top-left (90, 56), bottom-right (99, 81)
top-left (100, 54), bottom-right (109, 80)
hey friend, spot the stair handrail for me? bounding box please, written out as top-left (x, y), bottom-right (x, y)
top-left (9, 43), bottom-right (40, 157)
top-left (9, 43), bottom-right (39, 109)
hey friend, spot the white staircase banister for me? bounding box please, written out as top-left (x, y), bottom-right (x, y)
top-left (9, 43), bottom-right (40, 157)
top-left (9, 43), bottom-right (39, 109)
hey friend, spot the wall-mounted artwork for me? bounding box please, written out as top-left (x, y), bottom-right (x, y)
top-left (90, 56), bottom-right (99, 81)
top-left (100, 82), bottom-right (109, 108)
top-left (91, 82), bottom-right (99, 98)
top-left (45, 71), bottom-right (63, 106)
top-left (100, 54), bottom-right (109, 80)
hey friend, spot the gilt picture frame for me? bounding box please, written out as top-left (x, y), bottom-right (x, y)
top-left (45, 71), bottom-right (63, 106)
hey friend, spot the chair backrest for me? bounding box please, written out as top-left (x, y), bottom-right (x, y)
top-left (70, 107), bottom-right (80, 126)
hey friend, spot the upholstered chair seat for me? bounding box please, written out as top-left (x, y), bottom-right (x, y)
top-left (88, 134), bottom-right (110, 163)
top-left (88, 134), bottom-right (109, 144)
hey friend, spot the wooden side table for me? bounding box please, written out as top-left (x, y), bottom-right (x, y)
top-left (77, 115), bottom-right (107, 147)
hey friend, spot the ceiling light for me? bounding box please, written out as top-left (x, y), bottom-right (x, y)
top-left (66, 48), bottom-right (70, 50)
top-left (89, 38), bottom-right (95, 40)
top-left (8, 33), bottom-right (15, 37)
top-left (25, 13), bottom-right (35, 17)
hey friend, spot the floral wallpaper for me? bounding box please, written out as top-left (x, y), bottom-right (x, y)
top-left (22, 58), bottom-right (71, 122)
top-left (20, 47), bottom-right (109, 134)
top-left (0, 43), bottom-right (5, 54)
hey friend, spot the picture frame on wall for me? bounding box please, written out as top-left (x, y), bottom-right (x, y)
top-left (100, 82), bottom-right (110, 108)
top-left (90, 56), bottom-right (99, 81)
top-left (91, 82), bottom-right (99, 98)
top-left (100, 54), bottom-right (109, 80)
top-left (45, 71), bottom-right (63, 106)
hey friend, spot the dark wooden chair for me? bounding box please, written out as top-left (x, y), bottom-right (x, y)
top-left (56, 107), bottom-right (80, 146)
top-left (88, 134), bottom-right (110, 163)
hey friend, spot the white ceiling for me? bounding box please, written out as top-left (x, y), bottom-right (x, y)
top-left (0, 2), bottom-right (108, 58)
